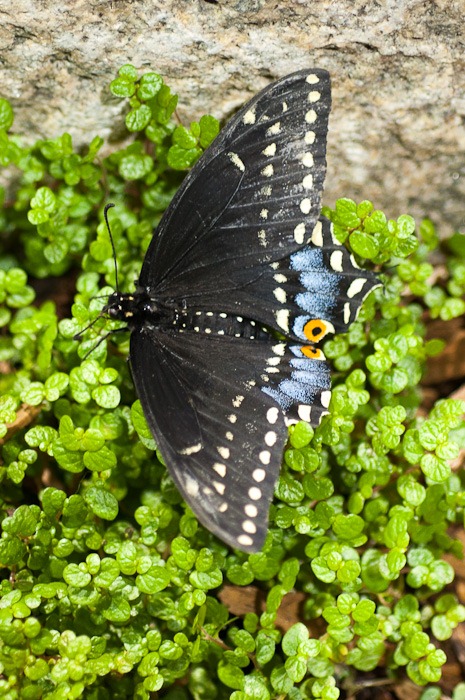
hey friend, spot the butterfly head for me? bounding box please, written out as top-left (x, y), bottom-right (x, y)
top-left (104, 291), bottom-right (141, 327)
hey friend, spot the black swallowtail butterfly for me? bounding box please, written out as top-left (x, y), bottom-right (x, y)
top-left (103, 69), bottom-right (380, 552)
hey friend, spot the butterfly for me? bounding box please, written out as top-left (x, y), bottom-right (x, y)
top-left (102, 69), bottom-right (380, 552)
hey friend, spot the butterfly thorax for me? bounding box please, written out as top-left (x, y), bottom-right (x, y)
top-left (103, 290), bottom-right (168, 329)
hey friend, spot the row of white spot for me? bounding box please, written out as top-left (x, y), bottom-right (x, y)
top-left (228, 345), bottom-right (287, 547)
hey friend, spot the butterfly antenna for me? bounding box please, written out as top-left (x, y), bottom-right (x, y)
top-left (104, 203), bottom-right (119, 292)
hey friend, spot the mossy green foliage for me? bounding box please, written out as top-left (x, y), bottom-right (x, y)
top-left (1, 65), bottom-right (465, 699)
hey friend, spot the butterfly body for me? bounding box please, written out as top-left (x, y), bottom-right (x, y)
top-left (103, 70), bottom-right (380, 552)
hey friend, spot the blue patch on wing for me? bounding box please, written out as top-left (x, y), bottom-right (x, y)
top-left (261, 345), bottom-right (331, 412)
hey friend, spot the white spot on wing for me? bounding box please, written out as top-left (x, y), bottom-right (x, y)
top-left (330, 250), bottom-right (344, 272)
top-left (238, 534), bottom-right (254, 546)
top-left (272, 343), bottom-right (286, 356)
top-left (302, 174), bottom-right (314, 189)
top-left (273, 287), bottom-right (287, 303)
top-left (185, 475), bottom-right (199, 497)
top-left (263, 143), bottom-right (276, 156)
top-left (308, 90), bottom-right (321, 102)
top-left (253, 468), bottom-right (266, 482)
top-left (233, 395), bottom-right (244, 407)
top-left (180, 442), bottom-right (202, 455)
top-left (321, 390), bottom-right (331, 408)
top-left (275, 309), bottom-right (289, 331)
top-left (305, 131), bottom-right (316, 144)
top-left (298, 405), bottom-right (312, 422)
top-left (274, 273), bottom-right (287, 283)
top-left (213, 463), bottom-right (227, 477)
top-left (265, 430), bottom-right (277, 446)
top-left (228, 414), bottom-right (237, 423)
top-left (243, 108), bottom-right (256, 125)
top-left (347, 278), bottom-right (367, 298)
top-left (259, 450), bottom-right (271, 465)
top-left (249, 486), bottom-right (262, 500)
top-left (294, 222), bottom-right (305, 243)
top-left (267, 407), bottom-right (279, 424)
top-left (214, 481), bottom-right (225, 495)
top-left (243, 520), bottom-right (257, 534)
top-left (228, 152), bottom-right (245, 172)
top-left (245, 504), bottom-right (258, 517)
top-left (311, 220), bottom-right (323, 246)
top-left (267, 121), bottom-right (281, 135)
top-left (262, 164), bottom-right (274, 177)
top-left (300, 198), bottom-right (311, 214)
top-left (305, 109), bottom-right (317, 124)
top-left (217, 446), bottom-right (230, 459)
top-left (306, 73), bottom-right (320, 84)
top-left (302, 153), bottom-right (314, 168)
top-left (344, 301), bottom-right (351, 324)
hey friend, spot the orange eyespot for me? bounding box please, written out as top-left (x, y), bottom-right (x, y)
top-left (303, 319), bottom-right (327, 342)
top-left (301, 345), bottom-right (323, 359)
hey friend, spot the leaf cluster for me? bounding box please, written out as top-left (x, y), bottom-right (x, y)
top-left (0, 68), bottom-right (465, 699)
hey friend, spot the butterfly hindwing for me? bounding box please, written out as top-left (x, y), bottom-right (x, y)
top-left (130, 329), bottom-right (288, 550)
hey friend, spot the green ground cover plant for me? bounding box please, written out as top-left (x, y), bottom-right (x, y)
top-left (0, 64), bottom-right (464, 699)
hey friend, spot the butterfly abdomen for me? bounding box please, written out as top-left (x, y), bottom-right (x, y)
top-left (171, 307), bottom-right (270, 341)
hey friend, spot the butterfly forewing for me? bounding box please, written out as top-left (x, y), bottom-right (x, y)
top-left (139, 69), bottom-right (331, 297)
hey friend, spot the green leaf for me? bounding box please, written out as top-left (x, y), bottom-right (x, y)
top-left (137, 566), bottom-right (171, 594)
top-left (167, 144), bottom-right (202, 170)
top-left (137, 72), bottom-right (163, 100)
top-left (92, 385), bottom-right (121, 409)
top-left (420, 454), bottom-right (450, 482)
top-left (349, 231), bottom-right (380, 258)
top-left (84, 487), bottom-right (118, 520)
top-left (131, 400), bottom-right (156, 449)
top-left (282, 623), bottom-right (309, 656)
top-left (126, 104), bottom-right (152, 132)
top-left (119, 153), bottom-right (153, 180)
top-left (199, 114), bottom-right (220, 148)
top-left (270, 666), bottom-right (294, 694)
top-left (83, 445), bottom-right (117, 472)
top-left (110, 76), bottom-right (137, 97)
top-left (332, 514), bottom-right (365, 541)
top-left (63, 563), bottom-right (92, 587)
top-left (217, 662), bottom-right (245, 690)
top-left (189, 569), bottom-right (223, 590)
top-left (255, 632), bottom-right (276, 665)
top-left (0, 98), bottom-right (14, 130)
top-left (0, 536), bottom-right (27, 566)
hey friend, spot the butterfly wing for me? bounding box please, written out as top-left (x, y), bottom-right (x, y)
top-left (139, 69), bottom-right (331, 299)
top-left (130, 327), bottom-right (332, 551)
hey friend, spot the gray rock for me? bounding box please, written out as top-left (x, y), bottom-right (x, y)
top-left (2, 0), bottom-right (464, 232)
